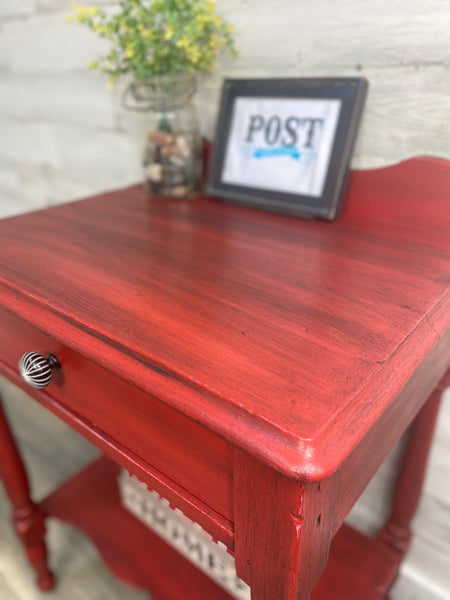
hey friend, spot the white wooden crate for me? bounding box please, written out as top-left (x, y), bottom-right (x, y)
top-left (118, 469), bottom-right (251, 600)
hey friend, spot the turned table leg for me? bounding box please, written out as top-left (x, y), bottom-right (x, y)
top-left (0, 394), bottom-right (54, 591)
top-left (379, 370), bottom-right (450, 555)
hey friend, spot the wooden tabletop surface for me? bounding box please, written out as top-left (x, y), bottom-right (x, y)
top-left (0, 157), bottom-right (449, 480)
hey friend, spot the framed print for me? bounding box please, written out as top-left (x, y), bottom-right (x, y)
top-left (207, 78), bottom-right (368, 220)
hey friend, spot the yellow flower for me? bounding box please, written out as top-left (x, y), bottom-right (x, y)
top-left (119, 18), bottom-right (132, 33)
top-left (176, 36), bottom-right (189, 48)
top-left (187, 46), bottom-right (200, 63)
top-left (69, 3), bottom-right (99, 18)
top-left (92, 23), bottom-right (107, 34)
top-left (142, 29), bottom-right (154, 41)
top-left (211, 14), bottom-right (221, 27)
top-left (209, 33), bottom-right (220, 51)
top-left (67, 0), bottom-right (237, 79)
top-left (164, 26), bottom-right (175, 40)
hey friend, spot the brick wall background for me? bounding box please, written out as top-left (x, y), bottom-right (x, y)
top-left (0, 1), bottom-right (449, 598)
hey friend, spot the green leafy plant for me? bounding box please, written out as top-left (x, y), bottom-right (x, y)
top-left (68, 0), bottom-right (237, 82)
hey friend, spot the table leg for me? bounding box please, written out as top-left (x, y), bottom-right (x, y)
top-left (0, 394), bottom-right (54, 591)
top-left (378, 370), bottom-right (450, 555)
top-left (234, 450), bottom-right (340, 600)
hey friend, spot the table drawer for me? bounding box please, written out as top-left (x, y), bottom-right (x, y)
top-left (0, 306), bottom-right (234, 526)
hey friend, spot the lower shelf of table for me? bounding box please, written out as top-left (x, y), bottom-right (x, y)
top-left (39, 456), bottom-right (402, 600)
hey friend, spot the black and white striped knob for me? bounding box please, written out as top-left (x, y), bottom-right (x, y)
top-left (18, 352), bottom-right (60, 389)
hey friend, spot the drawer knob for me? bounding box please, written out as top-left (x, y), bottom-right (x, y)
top-left (18, 352), bottom-right (60, 389)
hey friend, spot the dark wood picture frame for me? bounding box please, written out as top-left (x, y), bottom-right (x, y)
top-left (207, 78), bottom-right (368, 220)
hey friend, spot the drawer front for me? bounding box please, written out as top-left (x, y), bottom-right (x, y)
top-left (0, 306), bottom-right (234, 525)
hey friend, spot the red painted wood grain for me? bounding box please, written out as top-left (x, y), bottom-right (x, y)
top-left (39, 456), bottom-right (402, 600)
top-left (234, 449), bottom-right (340, 600)
top-left (40, 457), bottom-right (236, 600)
top-left (1, 157), bottom-right (449, 600)
top-left (0, 157), bottom-right (449, 482)
top-left (0, 305), bottom-right (234, 521)
top-left (0, 305), bottom-right (234, 547)
top-left (0, 396), bottom-right (54, 590)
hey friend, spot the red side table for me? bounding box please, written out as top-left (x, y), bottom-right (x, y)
top-left (0, 157), bottom-right (449, 599)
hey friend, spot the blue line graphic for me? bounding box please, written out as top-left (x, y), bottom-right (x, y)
top-left (253, 146), bottom-right (301, 160)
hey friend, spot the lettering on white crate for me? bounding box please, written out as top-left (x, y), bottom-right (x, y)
top-left (118, 470), bottom-right (251, 600)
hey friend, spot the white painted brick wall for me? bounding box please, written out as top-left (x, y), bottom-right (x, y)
top-left (36, 0), bottom-right (78, 10)
top-left (0, 1), bottom-right (449, 598)
top-left (55, 123), bottom-right (142, 186)
top-left (0, 73), bottom-right (115, 127)
top-left (0, 119), bottom-right (60, 167)
top-left (0, 163), bottom-right (21, 194)
top-left (0, 29), bottom-right (9, 70)
top-left (0, 1), bottom-right (35, 20)
top-left (2, 13), bottom-right (109, 73)
top-left (220, 0), bottom-right (450, 69)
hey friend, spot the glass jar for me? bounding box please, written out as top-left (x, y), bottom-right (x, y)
top-left (123, 74), bottom-right (202, 199)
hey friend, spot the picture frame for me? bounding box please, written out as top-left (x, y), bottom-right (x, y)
top-left (207, 78), bottom-right (368, 220)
